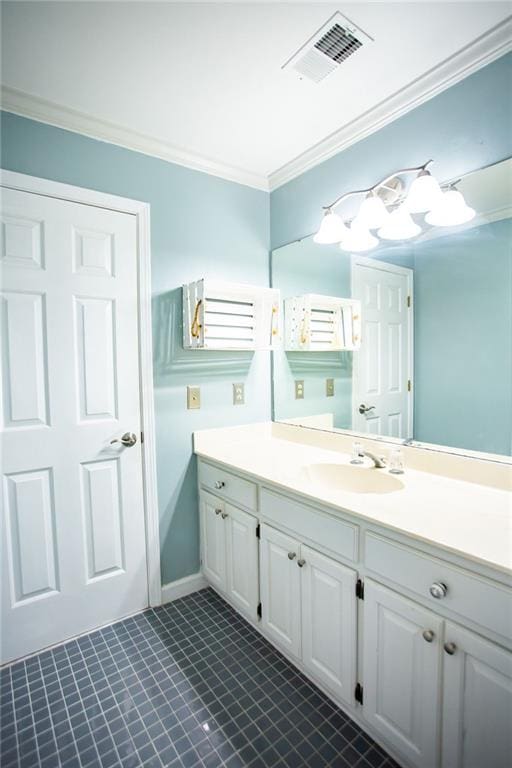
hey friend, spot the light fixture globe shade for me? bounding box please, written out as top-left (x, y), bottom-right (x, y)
top-left (377, 204), bottom-right (421, 241)
top-left (425, 189), bottom-right (476, 227)
top-left (406, 170), bottom-right (443, 213)
top-left (354, 194), bottom-right (390, 229)
top-left (339, 223), bottom-right (378, 252)
top-left (313, 210), bottom-right (349, 244)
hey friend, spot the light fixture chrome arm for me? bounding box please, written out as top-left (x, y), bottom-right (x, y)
top-left (323, 160), bottom-right (432, 212)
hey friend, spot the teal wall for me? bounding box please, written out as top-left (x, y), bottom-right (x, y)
top-left (413, 219), bottom-right (512, 455)
top-left (0, 111), bottom-right (271, 585)
top-left (270, 53), bottom-right (512, 249)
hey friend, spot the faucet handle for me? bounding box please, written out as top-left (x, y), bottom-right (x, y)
top-left (389, 448), bottom-right (404, 474)
top-left (350, 441), bottom-right (364, 465)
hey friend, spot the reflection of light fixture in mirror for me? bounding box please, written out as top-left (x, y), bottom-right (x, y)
top-left (425, 189), bottom-right (475, 227)
top-left (339, 224), bottom-right (378, 252)
top-left (377, 204), bottom-right (421, 240)
top-left (313, 209), bottom-right (349, 244)
top-left (406, 169), bottom-right (443, 213)
top-left (354, 193), bottom-right (390, 229)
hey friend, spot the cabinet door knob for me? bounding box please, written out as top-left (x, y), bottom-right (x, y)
top-left (422, 629), bottom-right (435, 643)
top-left (288, 552), bottom-right (296, 560)
top-left (221, 512), bottom-right (228, 519)
top-left (297, 559), bottom-right (306, 568)
top-left (215, 508), bottom-right (222, 516)
top-left (214, 480), bottom-right (225, 489)
top-left (444, 642), bottom-right (457, 655)
top-left (429, 582), bottom-right (447, 599)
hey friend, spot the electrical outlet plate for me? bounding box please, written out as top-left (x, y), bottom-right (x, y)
top-left (233, 383), bottom-right (245, 405)
top-left (187, 386), bottom-right (201, 409)
top-left (295, 380), bottom-right (304, 400)
top-left (326, 378), bottom-right (335, 397)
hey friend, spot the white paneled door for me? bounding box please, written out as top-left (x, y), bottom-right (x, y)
top-left (1, 187), bottom-right (148, 664)
top-left (351, 257), bottom-right (413, 438)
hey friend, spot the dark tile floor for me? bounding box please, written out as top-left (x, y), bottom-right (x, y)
top-left (0, 588), bottom-right (399, 768)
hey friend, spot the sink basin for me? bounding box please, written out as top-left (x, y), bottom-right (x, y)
top-left (299, 463), bottom-right (404, 495)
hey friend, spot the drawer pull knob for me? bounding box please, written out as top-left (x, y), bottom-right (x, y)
top-left (429, 582), bottom-right (447, 599)
top-left (297, 559), bottom-right (306, 568)
top-left (215, 508), bottom-right (222, 516)
top-left (214, 481), bottom-right (225, 490)
top-left (422, 629), bottom-right (435, 643)
top-left (288, 552), bottom-right (297, 560)
top-left (221, 512), bottom-right (228, 519)
top-left (444, 642), bottom-right (457, 655)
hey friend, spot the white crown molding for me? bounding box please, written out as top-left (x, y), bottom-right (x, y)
top-left (1, 19), bottom-right (510, 194)
top-left (0, 86), bottom-right (270, 192)
top-left (268, 19), bottom-right (512, 191)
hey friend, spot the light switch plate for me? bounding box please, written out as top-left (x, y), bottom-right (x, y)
top-left (187, 386), bottom-right (201, 409)
top-left (326, 378), bottom-right (335, 397)
top-left (233, 383), bottom-right (245, 405)
top-left (295, 380), bottom-right (304, 400)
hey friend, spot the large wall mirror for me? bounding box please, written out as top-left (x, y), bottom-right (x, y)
top-left (271, 157), bottom-right (512, 459)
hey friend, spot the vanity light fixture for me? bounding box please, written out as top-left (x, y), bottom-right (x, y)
top-left (339, 222), bottom-right (378, 252)
top-left (405, 168), bottom-right (443, 213)
top-left (425, 186), bottom-right (476, 227)
top-left (313, 160), bottom-right (475, 249)
top-left (377, 203), bottom-right (421, 241)
top-left (313, 209), bottom-right (349, 244)
top-left (353, 192), bottom-right (390, 230)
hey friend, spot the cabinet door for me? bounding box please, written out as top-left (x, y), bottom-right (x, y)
top-left (225, 504), bottom-right (259, 621)
top-left (300, 545), bottom-right (357, 706)
top-left (260, 524), bottom-right (301, 660)
top-left (200, 491), bottom-right (226, 592)
top-left (363, 580), bottom-right (442, 768)
top-left (442, 622), bottom-right (512, 768)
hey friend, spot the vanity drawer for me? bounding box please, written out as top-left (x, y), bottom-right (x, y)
top-left (198, 461), bottom-right (257, 511)
top-left (365, 533), bottom-right (512, 640)
top-left (261, 488), bottom-right (358, 562)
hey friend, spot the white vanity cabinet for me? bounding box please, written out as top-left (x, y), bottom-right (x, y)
top-left (196, 456), bottom-right (512, 768)
top-left (441, 622), bottom-right (512, 768)
top-left (363, 580), bottom-right (443, 768)
top-left (199, 490), bottom-right (259, 621)
top-left (260, 523), bottom-right (357, 706)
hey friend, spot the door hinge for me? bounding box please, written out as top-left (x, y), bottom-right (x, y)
top-left (256, 524), bottom-right (260, 539)
top-left (141, 431), bottom-right (144, 444)
top-left (407, 295), bottom-right (411, 308)
top-left (407, 379), bottom-right (412, 392)
top-left (356, 578), bottom-right (364, 600)
top-left (257, 602), bottom-right (262, 619)
top-left (355, 683), bottom-right (364, 705)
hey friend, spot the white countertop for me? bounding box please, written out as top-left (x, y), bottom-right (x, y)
top-left (194, 423), bottom-right (512, 576)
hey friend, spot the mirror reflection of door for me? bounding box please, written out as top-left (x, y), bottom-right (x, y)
top-left (351, 256), bottom-right (413, 438)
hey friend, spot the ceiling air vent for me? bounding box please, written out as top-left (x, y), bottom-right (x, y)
top-left (283, 11), bottom-right (373, 84)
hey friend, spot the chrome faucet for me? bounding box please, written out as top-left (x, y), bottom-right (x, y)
top-left (357, 449), bottom-right (387, 469)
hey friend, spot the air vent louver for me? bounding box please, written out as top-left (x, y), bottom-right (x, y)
top-left (315, 23), bottom-right (362, 63)
top-left (283, 11), bottom-right (372, 84)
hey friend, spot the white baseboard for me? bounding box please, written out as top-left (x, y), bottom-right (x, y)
top-left (160, 572), bottom-right (207, 605)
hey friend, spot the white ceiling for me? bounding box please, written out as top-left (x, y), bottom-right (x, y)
top-left (1, 2), bottom-right (511, 189)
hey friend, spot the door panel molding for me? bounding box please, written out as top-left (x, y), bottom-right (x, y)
top-left (0, 169), bottom-right (161, 609)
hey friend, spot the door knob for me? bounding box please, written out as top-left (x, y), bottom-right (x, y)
top-left (214, 481), bottom-right (225, 489)
top-left (422, 629), bottom-right (435, 643)
top-left (215, 509), bottom-right (222, 516)
top-left (288, 552), bottom-right (296, 560)
top-left (221, 512), bottom-right (228, 519)
top-left (297, 559), bottom-right (306, 568)
top-left (444, 642), bottom-right (457, 655)
top-left (358, 404), bottom-right (376, 415)
top-left (110, 432), bottom-right (137, 447)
